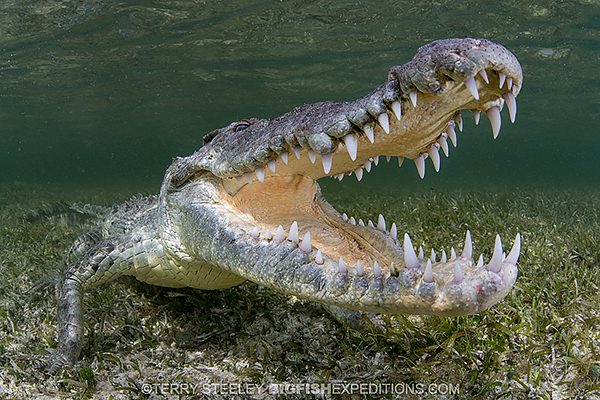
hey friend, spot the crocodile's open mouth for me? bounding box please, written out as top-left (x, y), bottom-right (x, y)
top-left (213, 66), bottom-right (520, 314)
top-left (173, 39), bottom-right (524, 315)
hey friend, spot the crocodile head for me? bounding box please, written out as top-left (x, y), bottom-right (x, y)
top-left (160, 38), bottom-right (522, 316)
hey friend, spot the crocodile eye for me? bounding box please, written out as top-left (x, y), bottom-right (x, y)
top-left (233, 122), bottom-right (251, 132)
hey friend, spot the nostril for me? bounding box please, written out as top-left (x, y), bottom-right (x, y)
top-left (428, 81), bottom-right (442, 93)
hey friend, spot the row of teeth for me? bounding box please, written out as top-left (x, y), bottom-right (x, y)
top-left (341, 212), bottom-right (521, 275)
top-left (247, 214), bottom-right (521, 284)
top-left (237, 68), bottom-right (518, 184)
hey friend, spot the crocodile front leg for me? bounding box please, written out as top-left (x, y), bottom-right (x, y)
top-left (47, 241), bottom-right (119, 373)
top-left (46, 232), bottom-right (167, 373)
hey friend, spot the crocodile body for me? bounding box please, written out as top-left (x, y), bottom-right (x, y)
top-left (48, 38), bottom-right (523, 372)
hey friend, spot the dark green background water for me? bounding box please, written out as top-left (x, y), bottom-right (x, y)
top-left (1, 1), bottom-right (599, 193)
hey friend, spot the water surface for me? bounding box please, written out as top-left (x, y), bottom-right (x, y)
top-left (1, 0), bottom-right (599, 192)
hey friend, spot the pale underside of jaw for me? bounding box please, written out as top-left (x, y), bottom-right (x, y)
top-left (219, 67), bottom-right (521, 294)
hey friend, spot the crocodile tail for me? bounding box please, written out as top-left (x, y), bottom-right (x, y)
top-left (23, 202), bottom-right (109, 225)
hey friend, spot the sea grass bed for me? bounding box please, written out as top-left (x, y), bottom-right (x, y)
top-left (0, 183), bottom-right (598, 399)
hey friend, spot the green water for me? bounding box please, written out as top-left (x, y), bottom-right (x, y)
top-left (1, 1), bottom-right (599, 192)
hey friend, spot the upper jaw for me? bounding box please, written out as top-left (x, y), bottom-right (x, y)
top-left (188, 37), bottom-right (521, 185)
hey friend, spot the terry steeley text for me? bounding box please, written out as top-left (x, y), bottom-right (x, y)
top-left (140, 381), bottom-right (460, 396)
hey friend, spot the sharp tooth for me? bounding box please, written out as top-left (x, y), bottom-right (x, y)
top-left (487, 234), bottom-right (504, 272)
top-left (358, 219), bottom-right (365, 227)
top-left (299, 232), bottom-right (312, 253)
top-left (428, 144), bottom-right (441, 172)
top-left (441, 250), bottom-right (447, 263)
top-left (447, 124), bottom-right (458, 147)
top-left (403, 233), bottom-right (420, 268)
top-left (245, 173), bottom-right (253, 183)
top-left (504, 232), bottom-right (521, 265)
top-left (378, 112), bottom-right (390, 134)
top-left (486, 106), bottom-right (502, 139)
top-left (499, 72), bottom-right (506, 88)
top-left (391, 100), bottom-right (402, 121)
top-left (423, 259), bottom-right (434, 283)
top-left (390, 222), bottom-right (398, 240)
top-left (377, 214), bottom-right (386, 232)
top-left (308, 150), bottom-right (317, 164)
top-left (263, 230), bottom-right (272, 240)
top-left (255, 167), bottom-right (265, 182)
top-left (409, 91), bottom-right (418, 107)
top-left (293, 146), bottom-right (302, 160)
top-left (289, 221), bottom-right (299, 243)
top-left (398, 157), bottom-right (404, 167)
top-left (465, 76), bottom-right (480, 100)
top-left (267, 160), bottom-right (277, 173)
top-left (356, 260), bottom-right (363, 275)
top-left (414, 155), bottom-right (426, 179)
top-left (438, 135), bottom-right (449, 157)
top-left (430, 249), bottom-right (437, 262)
top-left (364, 124), bottom-right (375, 144)
top-left (321, 153), bottom-right (333, 174)
top-left (274, 225), bottom-right (286, 243)
top-left (453, 262), bottom-right (464, 283)
top-left (512, 84), bottom-right (519, 95)
top-left (337, 173), bottom-right (344, 181)
top-left (456, 113), bottom-right (463, 132)
top-left (450, 247), bottom-right (457, 261)
top-left (418, 246), bottom-right (424, 260)
top-left (386, 156), bottom-right (392, 162)
top-left (507, 77), bottom-right (513, 89)
top-left (349, 216), bottom-right (356, 225)
top-left (355, 168), bottom-right (364, 181)
top-left (251, 227), bottom-right (260, 238)
top-left (476, 254), bottom-right (484, 268)
top-left (315, 249), bottom-right (324, 264)
top-left (367, 220), bottom-right (374, 228)
top-left (364, 160), bottom-right (372, 172)
top-left (373, 156), bottom-right (380, 166)
top-left (503, 92), bottom-right (517, 123)
top-left (473, 110), bottom-right (481, 125)
top-left (373, 261), bottom-right (381, 278)
top-left (338, 257), bottom-right (347, 274)
top-left (479, 69), bottom-right (490, 84)
top-left (342, 213), bottom-right (348, 222)
top-left (462, 230), bottom-right (473, 259)
top-left (280, 152), bottom-right (289, 165)
top-left (343, 134), bottom-right (358, 160)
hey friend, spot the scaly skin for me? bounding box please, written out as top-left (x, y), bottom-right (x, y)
top-left (47, 38), bottom-right (523, 373)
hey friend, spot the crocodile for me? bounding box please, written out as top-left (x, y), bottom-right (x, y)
top-left (47, 38), bottom-right (523, 373)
